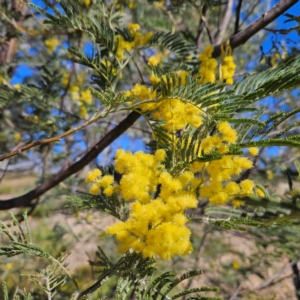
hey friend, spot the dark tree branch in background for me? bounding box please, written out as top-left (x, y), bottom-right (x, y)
top-left (292, 261), bottom-right (300, 300)
top-left (239, 0), bottom-right (261, 29)
top-left (196, 4), bottom-right (208, 49)
top-left (214, 0), bottom-right (234, 45)
top-left (0, 112), bottom-right (140, 209)
top-left (212, 0), bottom-right (299, 57)
top-left (264, 26), bottom-right (299, 34)
top-left (0, 0), bottom-right (299, 210)
top-left (234, 0), bottom-right (243, 34)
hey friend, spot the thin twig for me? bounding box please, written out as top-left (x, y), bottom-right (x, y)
top-left (214, 0), bottom-right (234, 45)
top-left (212, 0), bottom-right (299, 57)
top-left (255, 261), bottom-right (294, 290)
top-left (234, 0), bottom-right (243, 34)
top-left (0, 110), bottom-right (110, 162)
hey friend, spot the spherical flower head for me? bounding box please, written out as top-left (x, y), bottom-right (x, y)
top-left (240, 179), bottom-right (254, 195)
top-left (97, 175), bottom-right (114, 187)
top-left (226, 78), bottom-right (234, 85)
top-left (149, 74), bottom-right (160, 84)
top-left (267, 170), bottom-right (274, 180)
top-left (232, 199), bottom-right (244, 208)
top-left (217, 121), bottom-right (238, 143)
top-left (14, 132), bottom-right (21, 142)
top-left (206, 58), bottom-right (218, 69)
top-left (154, 149), bottom-right (166, 162)
top-left (190, 115), bottom-right (203, 128)
top-left (209, 192), bottom-right (230, 205)
top-left (139, 85), bottom-right (151, 100)
top-left (256, 188), bottom-right (265, 197)
top-left (223, 56), bottom-right (234, 65)
top-left (199, 45), bottom-right (214, 61)
top-left (178, 171), bottom-right (194, 187)
top-left (190, 161), bottom-right (206, 173)
top-left (148, 55), bottom-right (160, 67)
top-left (128, 23), bottom-right (140, 33)
top-left (234, 157), bottom-right (253, 170)
top-left (142, 32), bottom-right (153, 45)
top-left (90, 184), bottom-right (100, 195)
top-left (104, 185), bottom-right (114, 196)
top-left (131, 84), bottom-right (142, 97)
top-left (80, 90), bottom-right (93, 104)
top-left (224, 182), bottom-right (240, 195)
top-left (248, 147), bottom-right (259, 156)
top-left (44, 37), bottom-right (60, 53)
top-left (86, 169), bottom-right (102, 183)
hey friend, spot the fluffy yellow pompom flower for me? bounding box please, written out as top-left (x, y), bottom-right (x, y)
top-left (149, 73), bottom-right (160, 84)
top-left (104, 185), bottom-right (114, 196)
top-left (90, 184), bottom-right (100, 195)
top-left (267, 170), bottom-right (274, 180)
top-left (240, 179), bottom-right (254, 195)
top-left (148, 55), bottom-right (160, 67)
top-left (14, 132), bottom-right (21, 142)
top-left (80, 90), bottom-right (92, 105)
top-left (217, 121), bottom-right (238, 143)
top-left (128, 23), bottom-right (140, 33)
top-left (86, 169), bottom-right (102, 182)
top-left (249, 147), bottom-right (259, 156)
top-left (256, 188), bottom-right (265, 197)
top-left (44, 37), bottom-right (60, 54)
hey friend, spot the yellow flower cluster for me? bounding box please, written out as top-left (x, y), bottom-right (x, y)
top-left (100, 143), bottom-right (255, 258)
top-left (221, 56), bottom-right (236, 85)
top-left (198, 158), bottom-right (254, 205)
top-left (127, 71), bottom-right (202, 131)
top-left (116, 24), bottom-right (153, 60)
top-left (87, 124), bottom-right (257, 259)
top-left (152, 99), bottom-right (203, 131)
top-left (83, 0), bottom-right (91, 6)
top-left (199, 121), bottom-right (238, 155)
top-left (106, 149), bottom-right (197, 259)
top-left (79, 89), bottom-right (93, 118)
top-left (249, 147), bottom-right (259, 156)
top-left (25, 114), bottom-right (39, 122)
top-left (44, 37), bottom-right (60, 54)
top-left (148, 54), bottom-right (161, 67)
top-left (86, 168), bottom-right (114, 196)
top-left (182, 122), bottom-right (255, 205)
top-left (61, 72), bottom-right (92, 118)
top-left (198, 45), bottom-right (218, 84)
top-left (88, 124), bottom-right (255, 257)
top-left (14, 132), bottom-right (21, 142)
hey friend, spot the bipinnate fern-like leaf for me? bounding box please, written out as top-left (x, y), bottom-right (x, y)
top-left (203, 172), bottom-right (300, 231)
top-left (29, 0), bottom-right (115, 52)
top-left (149, 32), bottom-right (196, 59)
top-left (2, 282), bottom-right (33, 300)
top-left (234, 55), bottom-right (300, 102)
top-left (21, 258), bottom-right (68, 298)
top-left (68, 188), bottom-right (124, 220)
top-left (0, 212), bottom-right (79, 292)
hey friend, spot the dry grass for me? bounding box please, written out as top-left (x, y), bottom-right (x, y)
top-left (0, 172), bottom-right (37, 199)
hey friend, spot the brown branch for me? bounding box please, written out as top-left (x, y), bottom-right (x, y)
top-left (292, 261), bottom-right (300, 300)
top-left (234, 0), bottom-right (243, 35)
top-left (214, 0), bottom-right (234, 45)
top-left (255, 261), bottom-right (294, 290)
top-left (212, 0), bottom-right (299, 57)
top-left (0, 111), bottom-right (108, 162)
top-left (0, 111), bottom-right (140, 210)
top-left (196, 4), bottom-right (208, 49)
